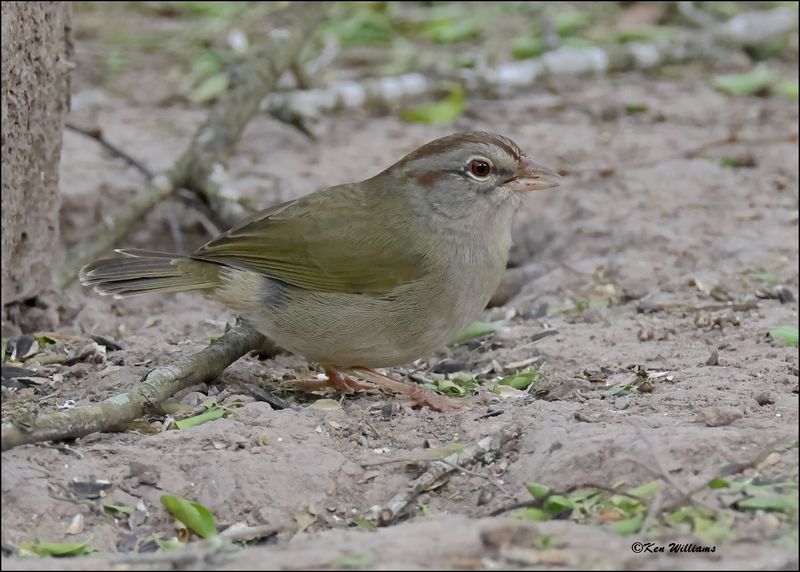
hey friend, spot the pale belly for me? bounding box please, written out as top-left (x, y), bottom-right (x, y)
top-left (244, 276), bottom-right (489, 367)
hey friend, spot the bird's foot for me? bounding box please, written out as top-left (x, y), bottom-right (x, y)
top-left (346, 367), bottom-right (459, 412)
top-left (290, 366), bottom-right (371, 394)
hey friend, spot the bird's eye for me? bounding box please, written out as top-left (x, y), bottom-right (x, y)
top-left (468, 158), bottom-right (493, 180)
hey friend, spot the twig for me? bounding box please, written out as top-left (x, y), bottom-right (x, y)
top-left (64, 122), bottom-right (155, 180)
top-left (55, 2), bottom-right (325, 288)
top-left (165, 210), bottom-right (185, 252)
top-left (641, 489), bottom-right (665, 533)
top-left (219, 523), bottom-right (279, 543)
top-left (229, 381), bottom-right (292, 411)
top-left (649, 302), bottom-right (760, 314)
top-left (377, 422), bottom-right (522, 525)
top-left (1, 320), bottom-right (264, 451)
top-left (176, 4), bottom-right (325, 229)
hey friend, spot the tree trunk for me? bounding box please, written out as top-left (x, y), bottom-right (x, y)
top-left (1, 1), bottom-right (71, 305)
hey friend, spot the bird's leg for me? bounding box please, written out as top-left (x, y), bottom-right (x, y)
top-left (323, 366), bottom-right (372, 393)
top-left (346, 367), bottom-right (459, 412)
top-left (290, 366), bottom-right (371, 394)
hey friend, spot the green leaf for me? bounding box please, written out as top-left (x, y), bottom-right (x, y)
top-left (450, 321), bottom-right (499, 345)
top-left (624, 103), bottom-right (648, 115)
top-left (544, 495), bottom-right (575, 515)
top-left (775, 79), bottom-right (799, 98)
top-left (604, 385), bottom-right (628, 398)
top-left (720, 155), bottom-right (756, 168)
top-left (738, 495), bottom-right (797, 513)
top-left (400, 85), bottom-right (465, 125)
top-left (712, 71), bottom-right (774, 96)
top-left (511, 507), bottom-right (552, 521)
top-left (498, 370), bottom-right (539, 390)
top-left (103, 504), bottom-right (134, 516)
top-left (567, 488), bottom-right (602, 503)
top-left (525, 482), bottom-right (551, 500)
top-left (610, 517), bottom-right (643, 536)
top-left (160, 495), bottom-right (218, 538)
top-left (433, 379), bottom-right (466, 397)
top-left (709, 478), bottom-right (730, 489)
top-left (173, 406), bottom-right (227, 430)
top-left (36, 335), bottom-right (57, 349)
top-left (189, 73), bottom-right (229, 105)
top-left (609, 494), bottom-right (643, 514)
top-left (418, 503), bottom-right (433, 517)
top-left (554, 9), bottom-right (591, 36)
top-left (769, 326), bottom-right (799, 348)
top-left (105, 49), bottom-right (128, 75)
top-left (324, 9), bottom-right (394, 47)
top-left (155, 537), bottom-right (185, 551)
top-left (353, 516), bottom-right (376, 531)
top-left (741, 270), bottom-right (781, 284)
top-left (18, 535), bottom-right (94, 557)
top-left (511, 35), bottom-right (546, 60)
top-left (331, 553), bottom-right (374, 568)
top-left (692, 513), bottom-right (734, 544)
top-left (419, 17), bottom-right (480, 44)
top-left (628, 480), bottom-right (661, 499)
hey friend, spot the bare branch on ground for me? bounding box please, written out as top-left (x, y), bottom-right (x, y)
top-left (1, 320), bottom-right (265, 452)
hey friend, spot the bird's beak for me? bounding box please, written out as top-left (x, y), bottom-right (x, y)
top-left (506, 157), bottom-right (561, 193)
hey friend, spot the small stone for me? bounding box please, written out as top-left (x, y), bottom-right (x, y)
top-left (637, 328), bottom-right (654, 342)
top-left (614, 397), bottom-right (630, 410)
top-left (477, 486), bottom-right (496, 506)
top-left (705, 350), bottom-right (719, 366)
top-left (754, 392), bottom-right (774, 406)
top-left (699, 406), bottom-right (743, 427)
top-left (180, 391), bottom-right (206, 407)
top-left (777, 287), bottom-right (795, 304)
top-left (66, 513), bottom-right (85, 535)
top-left (636, 300), bottom-right (659, 314)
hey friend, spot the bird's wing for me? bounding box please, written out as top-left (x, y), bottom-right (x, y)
top-left (192, 184), bottom-right (427, 294)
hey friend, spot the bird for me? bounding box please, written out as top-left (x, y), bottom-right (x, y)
top-left (80, 131), bottom-right (560, 410)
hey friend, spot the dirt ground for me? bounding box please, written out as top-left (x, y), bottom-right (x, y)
top-left (2, 8), bottom-right (799, 570)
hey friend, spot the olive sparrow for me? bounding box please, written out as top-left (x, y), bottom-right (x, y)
top-left (80, 131), bottom-right (560, 409)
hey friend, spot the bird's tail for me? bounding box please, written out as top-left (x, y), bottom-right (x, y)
top-left (79, 249), bottom-right (221, 297)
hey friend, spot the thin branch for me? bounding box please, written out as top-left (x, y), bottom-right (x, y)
top-left (65, 122), bottom-right (155, 180)
top-left (1, 320), bottom-right (264, 451)
top-left (377, 422), bottom-right (522, 525)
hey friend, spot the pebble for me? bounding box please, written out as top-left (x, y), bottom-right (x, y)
top-left (698, 405), bottom-right (743, 427)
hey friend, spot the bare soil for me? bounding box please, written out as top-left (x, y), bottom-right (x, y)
top-left (2, 16), bottom-right (798, 571)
